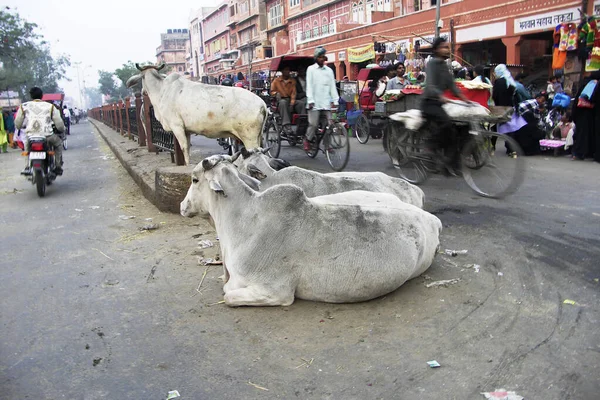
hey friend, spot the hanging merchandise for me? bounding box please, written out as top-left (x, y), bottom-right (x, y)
top-left (553, 47), bottom-right (568, 69)
top-left (558, 23), bottom-right (578, 51)
top-left (585, 17), bottom-right (600, 71)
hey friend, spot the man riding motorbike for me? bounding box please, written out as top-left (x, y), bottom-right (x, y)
top-left (15, 87), bottom-right (66, 175)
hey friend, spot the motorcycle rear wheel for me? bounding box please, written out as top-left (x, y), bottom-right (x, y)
top-left (35, 170), bottom-right (46, 197)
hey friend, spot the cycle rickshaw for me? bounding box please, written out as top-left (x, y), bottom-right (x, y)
top-left (262, 55), bottom-right (350, 171)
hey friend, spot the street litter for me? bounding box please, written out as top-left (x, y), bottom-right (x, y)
top-left (444, 249), bottom-right (468, 256)
top-left (464, 264), bottom-right (481, 272)
top-left (93, 248), bottom-right (114, 261)
top-left (198, 240), bottom-right (214, 248)
top-left (426, 360), bottom-right (441, 368)
top-left (425, 278), bottom-right (460, 288)
top-left (481, 389), bottom-right (523, 400)
top-left (247, 381), bottom-right (269, 391)
top-left (75, 209), bottom-right (83, 212)
top-left (139, 223), bottom-right (159, 231)
top-left (563, 299), bottom-right (578, 305)
top-left (145, 218), bottom-right (153, 221)
top-left (295, 357), bottom-right (314, 369)
top-left (166, 390), bottom-right (181, 399)
top-left (119, 215), bottom-right (135, 220)
top-left (198, 257), bottom-right (223, 266)
top-left (89, 206), bottom-right (100, 210)
top-left (497, 272), bottom-right (504, 277)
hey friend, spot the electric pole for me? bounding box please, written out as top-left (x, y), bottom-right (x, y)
top-left (435, 0), bottom-right (442, 39)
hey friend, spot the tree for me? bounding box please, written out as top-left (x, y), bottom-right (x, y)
top-left (0, 9), bottom-right (70, 99)
top-left (84, 87), bottom-right (102, 108)
top-left (98, 69), bottom-right (118, 100)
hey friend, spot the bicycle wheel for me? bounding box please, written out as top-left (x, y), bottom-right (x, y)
top-left (305, 136), bottom-right (319, 158)
top-left (326, 123), bottom-right (350, 171)
top-left (62, 137), bottom-right (68, 150)
top-left (355, 114), bottom-right (370, 144)
top-left (262, 120), bottom-right (281, 158)
top-left (461, 132), bottom-right (525, 199)
top-left (385, 124), bottom-right (428, 184)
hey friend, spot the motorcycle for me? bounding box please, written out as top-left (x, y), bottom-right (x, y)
top-left (22, 135), bottom-right (60, 197)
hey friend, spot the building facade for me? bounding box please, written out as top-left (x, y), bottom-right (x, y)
top-left (156, 29), bottom-right (189, 73)
top-left (191, 0), bottom-right (598, 85)
top-left (189, 8), bottom-right (216, 78)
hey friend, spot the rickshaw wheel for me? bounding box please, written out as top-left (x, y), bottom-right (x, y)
top-left (262, 120), bottom-right (281, 158)
top-left (355, 114), bottom-right (370, 144)
top-left (326, 123), bottom-right (350, 171)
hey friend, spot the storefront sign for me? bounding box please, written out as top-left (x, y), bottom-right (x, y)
top-left (514, 7), bottom-right (579, 34)
top-left (348, 43), bottom-right (376, 63)
top-left (413, 33), bottom-right (450, 48)
top-left (338, 51), bottom-right (346, 61)
top-left (595, 0), bottom-right (600, 16)
top-left (326, 53), bottom-right (336, 62)
top-left (384, 39), bottom-right (410, 54)
top-left (456, 21), bottom-right (507, 43)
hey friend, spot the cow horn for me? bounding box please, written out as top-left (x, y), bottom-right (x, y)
top-left (261, 147), bottom-right (272, 154)
top-left (231, 150), bottom-right (242, 162)
top-left (202, 158), bottom-right (216, 171)
top-left (157, 63), bottom-right (166, 71)
top-left (135, 63), bottom-right (142, 71)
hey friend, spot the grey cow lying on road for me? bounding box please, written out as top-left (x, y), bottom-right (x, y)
top-left (180, 155), bottom-right (441, 307)
top-left (234, 148), bottom-right (425, 208)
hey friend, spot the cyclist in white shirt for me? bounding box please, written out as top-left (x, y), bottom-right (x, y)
top-left (305, 46), bottom-right (338, 150)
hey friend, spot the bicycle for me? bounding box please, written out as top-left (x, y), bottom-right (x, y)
top-left (304, 109), bottom-right (350, 171)
top-left (386, 105), bottom-right (525, 198)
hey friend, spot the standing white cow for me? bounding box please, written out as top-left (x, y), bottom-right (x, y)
top-left (181, 155), bottom-right (442, 306)
top-left (235, 148), bottom-right (425, 208)
top-left (126, 64), bottom-right (267, 165)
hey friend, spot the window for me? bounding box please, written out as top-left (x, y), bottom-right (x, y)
top-left (414, 0), bottom-right (421, 12)
top-left (269, 1), bottom-right (283, 27)
top-left (230, 6), bottom-right (235, 17)
top-left (240, 1), bottom-right (249, 15)
top-left (230, 34), bottom-right (237, 47)
top-left (251, 0), bottom-right (257, 10)
top-left (290, 0), bottom-right (300, 7)
top-left (384, 0), bottom-right (391, 11)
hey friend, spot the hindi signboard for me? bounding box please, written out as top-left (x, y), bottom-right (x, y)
top-left (348, 43), bottom-right (376, 63)
top-left (514, 7), bottom-right (579, 34)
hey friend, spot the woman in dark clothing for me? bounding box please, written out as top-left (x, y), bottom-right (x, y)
top-left (422, 37), bottom-right (470, 174)
top-left (572, 71), bottom-right (600, 161)
top-left (492, 64), bottom-right (516, 107)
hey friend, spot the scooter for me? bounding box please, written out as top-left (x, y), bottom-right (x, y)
top-left (22, 135), bottom-right (60, 197)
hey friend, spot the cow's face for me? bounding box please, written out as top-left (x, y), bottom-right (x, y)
top-left (180, 154), bottom-right (260, 218)
top-left (180, 156), bottom-right (224, 218)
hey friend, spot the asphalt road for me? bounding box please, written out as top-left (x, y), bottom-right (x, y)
top-left (1, 122), bottom-right (599, 399)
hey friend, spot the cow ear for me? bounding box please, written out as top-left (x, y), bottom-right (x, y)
top-left (209, 180), bottom-right (226, 196)
top-left (269, 157), bottom-right (291, 170)
top-left (247, 164), bottom-right (267, 180)
top-left (237, 172), bottom-right (261, 191)
top-left (126, 74), bottom-right (142, 88)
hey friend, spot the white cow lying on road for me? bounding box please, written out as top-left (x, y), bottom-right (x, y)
top-left (235, 148), bottom-right (425, 208)
top-left (181, 155), bottom-right (442, 306)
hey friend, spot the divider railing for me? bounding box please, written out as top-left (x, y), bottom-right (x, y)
top-left (88, 93), bottom-right (184, 165)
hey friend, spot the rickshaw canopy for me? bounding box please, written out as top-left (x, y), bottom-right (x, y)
top-left (269, 56), bottom-right (315, 72)
top-left (356, 67), bottom-right (386, 82)
top-left (42, 93), bottom-right (64, 102)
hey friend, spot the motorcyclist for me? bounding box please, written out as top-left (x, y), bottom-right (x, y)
top-left (15, 87), bottom-right (66, 175)
top-left (221, 75), bottom-right (234, 86)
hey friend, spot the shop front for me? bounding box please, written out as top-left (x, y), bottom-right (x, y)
top-left (347, 43), bottom-right (376, 80)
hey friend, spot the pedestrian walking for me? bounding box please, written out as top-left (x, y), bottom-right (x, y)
top-left (0, 111), bottom-right (7, 153)
top-left (571, 71), bottom-right (600, 161)
top-left (3, 109), bottom-right (15, 149)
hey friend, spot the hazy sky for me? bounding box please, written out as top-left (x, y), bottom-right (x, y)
top-left (6, 0), bottom-right (218, 106)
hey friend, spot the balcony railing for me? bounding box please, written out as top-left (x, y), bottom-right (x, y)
top-left (296, 22), bottom-right (337, 45)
